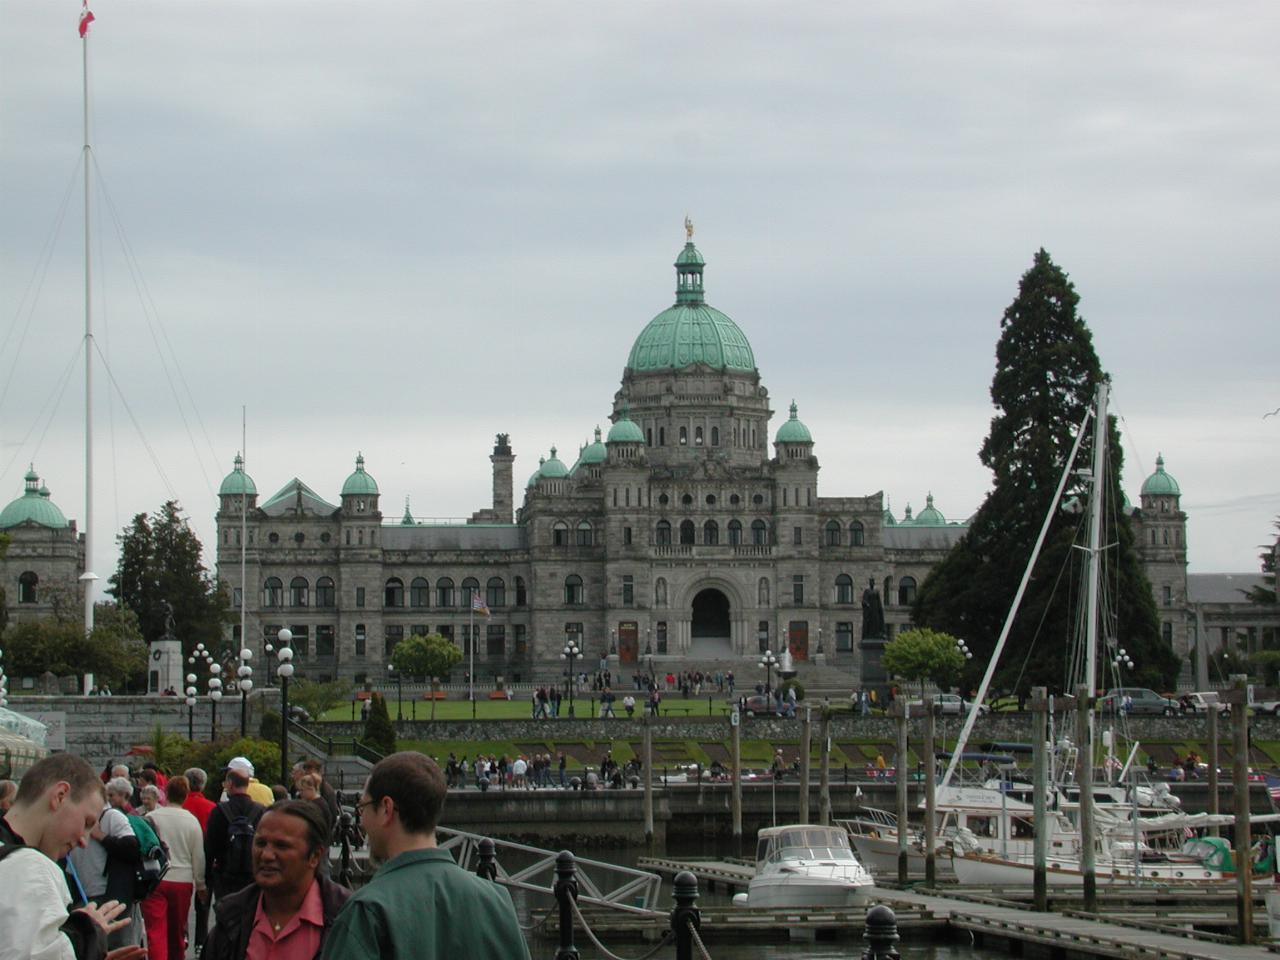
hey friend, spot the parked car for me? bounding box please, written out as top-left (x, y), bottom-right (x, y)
top-left (1177, 691), bottom-right (1230, 716)
top-left (737, 694), bottom-right (781, 717)
top-left (1098, 687), bottom-right (1178, 716)
top-left (906, 693), bottom-right (989, 716)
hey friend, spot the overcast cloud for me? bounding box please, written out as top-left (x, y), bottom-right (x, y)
top-left (2, 1), bottom-right (1277, 603)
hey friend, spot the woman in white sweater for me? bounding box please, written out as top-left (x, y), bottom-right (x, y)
top-left (142, 775), bottom-right (206, 960)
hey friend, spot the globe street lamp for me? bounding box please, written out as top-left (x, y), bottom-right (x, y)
top-left (276, 628), bottom-right (295, 787)
top-left (561, 638), bottom-right (581, 718)
top-left (208, 664), bottom-right (223, 740)
top-left (759, 649), bottom-right (779, 694)
top-left (237, 647), bottom-right (254, 738)
top-left (185, 673), bottom-right (198, 740)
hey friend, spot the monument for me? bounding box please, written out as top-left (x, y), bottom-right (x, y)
top-left (147, 600), bottom-right (184, 695)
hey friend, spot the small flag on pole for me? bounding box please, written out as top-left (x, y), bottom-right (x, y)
top-left (471, 593), bottom-right (491, 617)
top-left (79, 1), bottom-right (95, 37)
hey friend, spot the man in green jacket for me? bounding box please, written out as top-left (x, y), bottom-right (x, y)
top-left (321, 752), bottom-right (530, 960)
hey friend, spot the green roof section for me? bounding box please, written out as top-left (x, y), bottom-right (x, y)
top-left (625, 234), bottom-right (756, 374)
top-left (578, 427), bottom-right (608, 466)
top-left (526, 456), bottom-right (546, 489)
top-left (260, 477), bottom-right (338, 515)
top-left (400, 497), bottom-right (416, 526)
top-left (540, 446), bottom-right (570, 479)
top-left (775, 400), bottom-right (813, 444)
top-left (1141, 454), bottom-right (1181, 497)
top-left (341, 453), bottom-right (379, 496)
top-left (0, 465), bottom-right (69, 529)
top-left (914, 492), bottom-right (946, 526)
top-left (607, 409), bottom-right (645, 444)
top-left (218, 453), bottom-right (257, 496)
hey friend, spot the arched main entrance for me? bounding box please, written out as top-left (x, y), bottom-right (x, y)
top-left (690, 588), bottom-right (732, 656)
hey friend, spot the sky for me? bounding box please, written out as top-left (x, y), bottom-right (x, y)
top-left (1, 2), bottom-right (1277, 605)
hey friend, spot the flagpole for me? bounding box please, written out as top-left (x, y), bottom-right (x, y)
top-left (82, 11), bottom-right (95, 634)
top-left (468, 606), bottom-right (475, 703)
top-left (240, 408), bottom-right (247, 662)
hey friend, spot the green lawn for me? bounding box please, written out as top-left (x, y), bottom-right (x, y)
top-left (319, 696), bottom-right (735, 722)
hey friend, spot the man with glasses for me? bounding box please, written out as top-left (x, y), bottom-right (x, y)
top-left (322, 753), bottom-right (528, 959)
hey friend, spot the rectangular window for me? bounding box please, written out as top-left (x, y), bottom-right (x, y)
top-left (460, 625), bottom-right (473, 656)
top-left (232, 587), bottom-right (243, 609)
top-left (411, 624), bottom-right (429, 639)
top-left (1162, 622), bottom-right (1173, 645)
top-left (384, 625), bottom-right (403, 658)
top-left (622, 575), bottom-right (634, 606)
top-left (316, 625), bottom-right (335, 656)
top-left (514, 624), bottom-right (527, 657)
top-left (487, 624), bottom-right (505, 657)
top-left (291, 625), bottom-right (309, 657)
top-left (623, 526), bottom-right (633, 545)
top-left (656, 621), bottom-right (668, 654)
top-left (793, 526), bottom-right (802, 545)
top-left (758, 620), bottom-right (770, 653)
top-left (836, 622), bottom-right (853, 652)
top-left (355, 587), bottom-right (365, 608)
top-left (1162, 585), bottom-right (1172, 606)
top-left (439, 624), bottom-right (455, 643)
top-left (355, 624), bottom-right (366, 657)
top-left (793, 575), bottom-right (804, 604)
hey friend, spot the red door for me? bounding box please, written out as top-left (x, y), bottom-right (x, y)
top-left (788, 621), bottom-right (809, 661)
top-left (618, 622), bottom-right (639, 663)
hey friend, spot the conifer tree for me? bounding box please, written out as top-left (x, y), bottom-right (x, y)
top-left (363, 692), bottom-right (397, 756)
top-left (914, 249), bottom-right (1178, 695)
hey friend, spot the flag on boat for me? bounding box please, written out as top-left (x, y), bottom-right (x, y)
top-left (1265, 773), bottom-right (1280, 804)
top-left (78, 1), bottom-right (95, 37)
top-left (471, 593), bottom-right (490, 617)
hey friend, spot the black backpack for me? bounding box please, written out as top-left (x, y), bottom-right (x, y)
top-left (218, 801), bottom-right (261, 881)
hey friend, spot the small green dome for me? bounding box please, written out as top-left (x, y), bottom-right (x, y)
top-left (883, 508), bottom-right (897, 526)
top-left (914, 493), bottom-right (946, 526)
top-left (341, 453), bottom-right (379, 496)
top-left (1141, 454), bottom-right (1181, 497)
top-left (578, 427), bottom-right (608, 466)
top-left (900, 504), bottom-right (915, 526)
top-left (540, 446), bottom-right (569, 480)
top-left (0, 466), bottom-right (69, 529)
top-left (625, 238), bottom-right (756, 374)
top-left (775, 401), bottom-right (813, 444)
top-left (526, 456), bottom-right (546, 489)
top-left (218, 453), bottom-right (257, 496)
top-left (400, 497), bottom-right (415, 526)
top-left (607, 415), bottom-right (645, 444)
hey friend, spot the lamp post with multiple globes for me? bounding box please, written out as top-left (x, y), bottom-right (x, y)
top-left (185, 673), bottom-right (198, 740)
top-left (207, 663), bottom-right (223, 740)
top-left (275, 628), bottom-right (295, 787)
top-left (759, 649), bottom-right (779, 694)
top-left (561, 638), bottom-right (581, 718)
top-left (236, 647), bottom-right (254, 738)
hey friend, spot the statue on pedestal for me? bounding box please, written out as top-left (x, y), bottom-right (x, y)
top-left (861, 579), bottom-right (885, 640)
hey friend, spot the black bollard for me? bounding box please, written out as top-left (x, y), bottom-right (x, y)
top-left (336, 810), bottom-right (356, 888)
top-left (862, 904), bottom-right (901, 960)
top-left (671, 871), bottom-right (701, 960)
top-left (554, 850), bottom-right (580, 960)
top-left (476, 837), bottom-right (498, 882)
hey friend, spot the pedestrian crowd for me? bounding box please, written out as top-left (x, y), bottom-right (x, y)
top-left (0, 749), bottom-right (529, 960)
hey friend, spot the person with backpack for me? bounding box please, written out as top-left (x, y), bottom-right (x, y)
top-left (142, 776), bottom-right (205, 960)
top-left (0, 754), bottom-right (145, 960)
top-left (204, 761), bottom-right (265, 902)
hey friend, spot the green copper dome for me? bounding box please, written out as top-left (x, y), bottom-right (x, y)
top-left (0, 466), bottom-right (69, 529)
top-left (218, 454), bottom-right (257, 496)
top-left (625, 239), bottom-right (756, 374)
top-left (400, 498), bottom-right (415, 526)
top-left (1141, 454), bottom-right (1181, 497)
top-left (341, 454), bottom-right (379, 496)
top-left (899, 504), bottom-right (915, 526)
top-left (578, 427), bottom-right (607, 466)
top-left (914, 493), bottom-right (946, 526)
top-left (883, 508), bottom-right (897, 526)
top-left (607, 412), bottom-right (645, 444)
top-left (526, 457), bottom-right (546, 489)
top-left (775, 401), bottom-right (813, 444)
top-left (540, 447), bottom-right (569, 480)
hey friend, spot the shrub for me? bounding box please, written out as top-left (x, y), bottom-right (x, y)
top-left (363, 693), bottom-right (396, 756)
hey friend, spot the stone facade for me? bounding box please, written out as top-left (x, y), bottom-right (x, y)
top-left (0, 468), bottom-right (85, 626)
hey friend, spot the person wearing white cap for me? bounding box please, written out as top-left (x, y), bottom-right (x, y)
top-left (224, 757), bottom-right (274, 807)
top-left (204, 761), bottom-right (266, 902)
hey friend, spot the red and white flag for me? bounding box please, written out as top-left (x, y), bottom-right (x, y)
top-left (79, 1), bottom-right (95, 37)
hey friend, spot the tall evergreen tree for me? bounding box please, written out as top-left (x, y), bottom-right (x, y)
top-left (914, 249), bottom-right (1178, 695)
top-left (107, 500), bottom-right (229, 654)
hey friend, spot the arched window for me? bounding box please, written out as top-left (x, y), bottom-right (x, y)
top-left (461, 577), bottom-right (480, 608)
top-left (487, 577), bottom-right (505, 608)
top-left (565, 574), bottom-right (584, 605)
top-left (263, 577), bottom-right (283, 608)
top-left (728, 519), bottom-right (743, 545)
top-left (552, 521), bottom-right (569, 547)
top-left (824, 521), bottom-right (842, 546)
top-left (515, 576), bottom-right (527, 606)
top-left (655, 577), bottom-right (668, 607)
top-left (836, 574), bottom-right (854, 604)
top-left (410, 577), bottom-right (430, 607)
top-left (694, 426), bottom-right (704, 446)
top-left (850, 521), bottom-right (865, 547)
top-left (17, 571), bottom-right (37, 604)
top-left (711, 426), bottom-right (719, 446)
top-left (656, 520), bottom-right (672, 546)
top-left (384, 577), bottom-right (404, 608)
top-left (679, 426), bottom-right (688, 445)
top-left (290, 576), bottom-right (309, 607)
top-left (751, 519), bottom-right (768, 545)
top-left (758, 577), bottom-right (770, 606)
top-left (436, 577), bottom-right (455, 608)
top-left (576, 521), bottom-right (593, 546)
top-left (898, 576), bottom-right (917, 607)
top-left (316, 577), bottom-right (335, 608)
top-left (704, 520), bottom-right (719, 545)
top-left (679, 520), bottom-right (696, 545)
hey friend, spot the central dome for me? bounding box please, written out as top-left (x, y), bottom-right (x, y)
top-left (625, 240), bottom-right (756, 374)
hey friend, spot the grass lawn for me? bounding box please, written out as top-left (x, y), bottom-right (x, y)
top-left (319, 696), bottom-right (736, 722)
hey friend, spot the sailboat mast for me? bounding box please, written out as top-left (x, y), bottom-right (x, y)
top-left (82, 26), bottom-right (95, 633)
top-left (1083, 379), bottom-right (1110, 702)
top-left (240, 409), bottom-right (248, 659)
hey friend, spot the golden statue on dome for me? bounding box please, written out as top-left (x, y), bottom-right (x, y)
top-left (684, 215), bottom-right (694, 241)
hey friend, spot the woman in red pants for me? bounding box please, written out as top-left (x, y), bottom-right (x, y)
top-left (143, 775), bottom-right (207, 960)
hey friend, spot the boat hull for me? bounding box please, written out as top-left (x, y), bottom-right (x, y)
top-left (849, 834), bottom-right (955, 880)
top-left (744, 874), bottom-right (875, 910)
top-left (953, 851), bottom-right (1273, 887)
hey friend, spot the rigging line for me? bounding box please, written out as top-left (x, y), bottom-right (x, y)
top-left (0, 342), bottom-right (85, 484)
top-left (1010, 504), bottom-right (1087, 697)
top-left (90, 338), bottom-right (179, 501)
top-left (90, 156), bottom-right (221, 487)
top-left (0, 155), bottom-right (84, 421)
top-left (95, 200), bottom-right (122, 538)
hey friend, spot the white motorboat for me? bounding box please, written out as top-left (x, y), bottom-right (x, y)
top-left (733, 825), bottom-right (875, 909)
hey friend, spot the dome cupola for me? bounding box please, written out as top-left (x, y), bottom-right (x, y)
top-left (539, 446), bottom-right (570, 480)
top-left (577, 427), bottom-right (608, 467)
top-left (1140, 454), bottom-right (1181, 497)
top-left (0, 465), bottom-right (69, 529)
top-left (914, 493), bottom-right (946, 526)
top-left (775, 401), bottom-right (813, 444)
top-left (219, 453), bottom-right (257, 497)
top-left (342, 453), bottom-right (379, 497)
